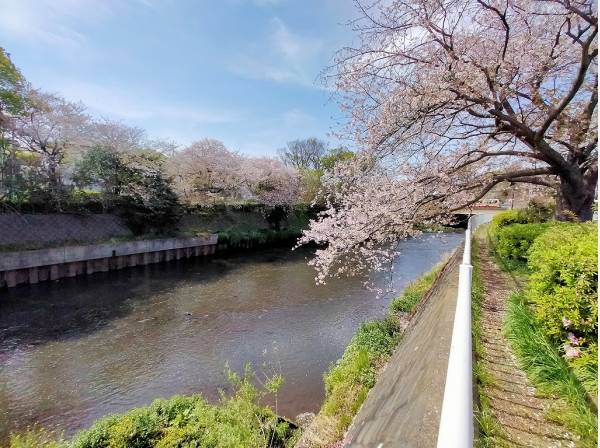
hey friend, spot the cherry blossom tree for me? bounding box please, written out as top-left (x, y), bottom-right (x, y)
top-left (242, 156), bottom-right (300, 207)
top-left (300, 0), bottom-right (597, 282)
top-left (87, 118), bottom-right (146, 153)
top-left (13, 90), bottom-right (89, 193)
top-left (166, 139), bottom-right (244, 203)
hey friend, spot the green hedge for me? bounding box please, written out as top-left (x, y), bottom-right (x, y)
top-left (488, 207), bottom-right (551, 239)
top-left (527, 223), bottom-right (598, 394)
top-left (493, 223), bottom-right (551, 268)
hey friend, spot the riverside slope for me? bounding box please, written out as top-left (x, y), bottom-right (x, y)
top-left (345, 251), bottom-right (460, 447)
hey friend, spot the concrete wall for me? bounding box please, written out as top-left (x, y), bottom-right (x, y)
top-left (0, 235), bottom-right (218, 288)
top-left (0, 213), bottom-right (131, 248)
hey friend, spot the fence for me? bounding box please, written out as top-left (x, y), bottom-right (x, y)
top-left (436, 217), bottom-right (474, 447)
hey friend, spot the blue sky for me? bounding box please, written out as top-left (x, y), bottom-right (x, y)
top-left (0, 0), bottom-right (357, 156)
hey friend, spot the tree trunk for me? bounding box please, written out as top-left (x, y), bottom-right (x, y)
top-left (555, 172), bottom-right (597, 221)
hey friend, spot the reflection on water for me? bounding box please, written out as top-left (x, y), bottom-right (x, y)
top-left (0, 232), bottom-right (462, 439)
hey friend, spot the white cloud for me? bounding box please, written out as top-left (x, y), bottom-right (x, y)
top-left (229, 17), bottom-right (324, 88)
top-left (0, 0), bottom-right (111, 50)
top-left (0, 0), bottom-right (152, 52)
top-left (283, 108), bottom-right (316, 128)
top-left (51, 79), bottom-right (240, 125)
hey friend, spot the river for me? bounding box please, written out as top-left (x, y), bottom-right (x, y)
top-left (0, 232), bottom-right (462, 440)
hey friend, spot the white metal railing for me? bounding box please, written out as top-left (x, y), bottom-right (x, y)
top-left (437, 216), bottom-right (474, 447)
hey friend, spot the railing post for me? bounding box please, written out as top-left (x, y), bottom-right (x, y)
top-left (437, 217), bottom-right (474, 447)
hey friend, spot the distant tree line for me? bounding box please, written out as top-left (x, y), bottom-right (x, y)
top-left (0, 48), bottom-right (353, 234)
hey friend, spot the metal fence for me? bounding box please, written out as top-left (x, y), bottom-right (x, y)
top-left (436, 217), bottom-right (474, 447)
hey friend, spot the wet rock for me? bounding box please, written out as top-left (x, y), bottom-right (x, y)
top-left (295, 412), bottom-right (315, 429)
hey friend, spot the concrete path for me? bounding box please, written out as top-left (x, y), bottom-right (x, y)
top-left (476, 236), bottom-right (577, 447)
top-left (345, 252), bottom-right (461, 448)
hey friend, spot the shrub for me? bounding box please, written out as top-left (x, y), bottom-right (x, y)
top-left (493, 223), bottom-right (551, 267)
top-left (488, 206), bottom-right (551, 241)
top-left (11, 368), bottom-right (295, 448)
top-left (525, 197), bottom-right (555, 221)
top-left (9, 429), bottom-right (67, 448)
top-left (527, 223), bottom-right (598, 394)
top-left (488, 209), bottom-right (527, 237)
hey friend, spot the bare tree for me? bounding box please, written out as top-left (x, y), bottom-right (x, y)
top-left (330, 0), bottom-right (597, 220)
top-left (278, 137), bottom-right (327, 170)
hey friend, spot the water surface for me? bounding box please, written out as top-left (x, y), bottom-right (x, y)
top-left (0, 232), bottom-right (462, 439)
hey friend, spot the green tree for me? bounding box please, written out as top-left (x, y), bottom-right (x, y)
top-left (0, 48), bottom-right (28, 203)
top-left (0, 47), bottom-right (26, 119)
top-left (73, 146), bottom-right (124, 202)
top-left (75, 147), bottom-right (181, 234)
top-left (320, 148), bottom-right (354, 171)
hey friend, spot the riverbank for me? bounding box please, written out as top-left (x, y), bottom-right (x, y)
top-left (9, 367), bottom-right (299, 448)
top-left (0, 205), bottom-right (312, 288)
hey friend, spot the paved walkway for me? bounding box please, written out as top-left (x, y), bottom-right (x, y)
top-left (476, 235), bottom-right (577, 447)
top-left (345, 252), bottom-right (461, 447)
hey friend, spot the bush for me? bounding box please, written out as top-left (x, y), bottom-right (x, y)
top-left (11, 368), bottom-right (295, 448)
top-left (9, 429), bottom-right (67, 448)
top-left (488, 204), bottom-right (552, 242)
top-left (493, 223), bottom-right (551, 267)
top-left (527, 223), bottom-right (598, 394)
top-left (525, 197), bottom-right (555, 221)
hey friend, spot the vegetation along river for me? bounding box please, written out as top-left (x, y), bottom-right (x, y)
top-left (0, 232), bottom-right (462, 440)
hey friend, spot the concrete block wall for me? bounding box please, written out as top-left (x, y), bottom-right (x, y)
top-left (0, 235), bottom-right (218, 288)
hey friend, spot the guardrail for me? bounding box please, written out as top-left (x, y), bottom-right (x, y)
top-left (437, 217), bottom-right (474, 447)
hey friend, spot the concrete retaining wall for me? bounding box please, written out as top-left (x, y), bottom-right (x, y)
top-left (0, 235), bottom-right (218, 288)
top-left (0, 213), bottom-right (132, 247)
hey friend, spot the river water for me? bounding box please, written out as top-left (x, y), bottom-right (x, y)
top-left (0, 232), bottom-right (462, 440)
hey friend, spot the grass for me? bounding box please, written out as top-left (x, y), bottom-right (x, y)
top-left (388, 258), bottom-right (446, 314)
top-left (484, 220), bottom-right (597, 446)
top-left (320, 316), bottom-right (401, 437)
top-left (505, 292), bottom-right (598, 446)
